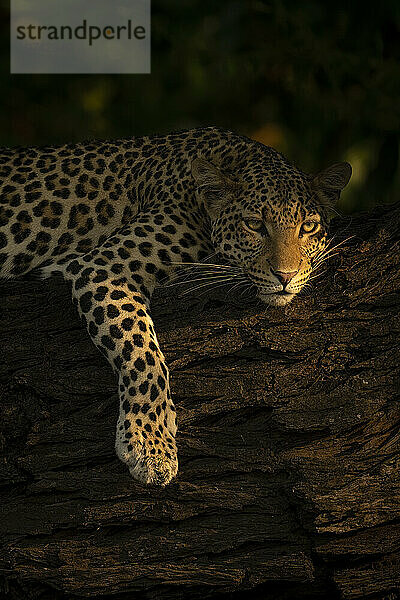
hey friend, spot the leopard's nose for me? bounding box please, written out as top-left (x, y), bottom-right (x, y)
top-left (271, 269), bottom-right (298, 286)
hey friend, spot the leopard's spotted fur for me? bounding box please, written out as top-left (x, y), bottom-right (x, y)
top-left (0, 127), bottom-right (351, 485)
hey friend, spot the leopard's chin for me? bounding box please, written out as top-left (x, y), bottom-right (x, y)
top-left (258, 291), bottom-right (296, 307)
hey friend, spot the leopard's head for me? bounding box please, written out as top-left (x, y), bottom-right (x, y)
top-left (192, 151), bottom-right (351, 306)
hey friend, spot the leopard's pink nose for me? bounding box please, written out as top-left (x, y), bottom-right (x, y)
top-left (271, 269), bottom-right (298, 286)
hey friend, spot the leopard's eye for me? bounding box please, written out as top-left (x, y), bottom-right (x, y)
top-left (300, 221), bottom-right (320, 235)
top-left (243, 218), bottom-right (266, 233)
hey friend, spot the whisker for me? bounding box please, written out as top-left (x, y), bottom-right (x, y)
top-left (167, 263), bottom-right (241, 280)
top-left (165, 267), bottom-right (243, 288)
top-left (239, 282), bottom-right (256, 297)
top-left (178, 276), bottom-right (243, 297)
top-left (166, 273), bottom-right (237, 288)
top-left (312, 252), bottom-right (340, 270)
top-left (226, 278), bottom-right (250, 296)
top-left (308, 269), bottom-right (329, 282)
top-left (177, 270), bottom-right (250, 297)
top-left (312, 239), bottom-right (354, 271)
top-left (314, 235), bottom-right (355, 262)
top-left (164, 256), bottom-right (244, 289)
top-left (170, 263), bottom-right (241, 273)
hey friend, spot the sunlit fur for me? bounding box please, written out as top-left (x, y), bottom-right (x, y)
top-left (192, 152), bottom-right (351, 307)
top-left (209, 175), bottom-right (330, 306)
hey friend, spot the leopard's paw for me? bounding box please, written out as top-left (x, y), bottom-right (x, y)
top-left (116, 437), bottom-right (178, 486)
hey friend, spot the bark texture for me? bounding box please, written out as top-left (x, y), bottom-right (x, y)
top-left (0, 202), bottom-right (399, 600)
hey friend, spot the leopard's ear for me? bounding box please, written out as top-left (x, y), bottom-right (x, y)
top-left (312, 162), bottom-right (352, 207)
top-left (191, 157), bottom-right (236, 219)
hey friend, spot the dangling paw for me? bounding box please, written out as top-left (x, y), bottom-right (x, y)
top-left (116, 433), bottom-right (178, 486)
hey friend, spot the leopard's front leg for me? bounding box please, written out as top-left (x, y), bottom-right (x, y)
top-left (63, 224), bottom-right (182, 485)
top-left (115, 312), bottom-right (178, 485)
top-left (112, 296), bottom-right (177, 486)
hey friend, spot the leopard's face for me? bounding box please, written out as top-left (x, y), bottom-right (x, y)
top-left (192, 154), bottom-right (351, 307)
top-left (212, 196), bottom-right (328, 306)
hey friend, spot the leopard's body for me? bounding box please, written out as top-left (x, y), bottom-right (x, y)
top-left (0, 127), bottom-right (351, 485)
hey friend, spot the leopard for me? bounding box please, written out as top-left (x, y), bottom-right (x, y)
top-left (0, 126), bottom-right (352, 486)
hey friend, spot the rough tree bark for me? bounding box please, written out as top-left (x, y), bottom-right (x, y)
top-left (0, 202), bottom-right (399, 600)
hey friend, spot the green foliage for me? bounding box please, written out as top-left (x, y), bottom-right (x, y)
top-left (1, 0), bottom-right (399, 212)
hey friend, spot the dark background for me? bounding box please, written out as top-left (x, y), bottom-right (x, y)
top-left (1, 0), bottom-right (399, 212)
